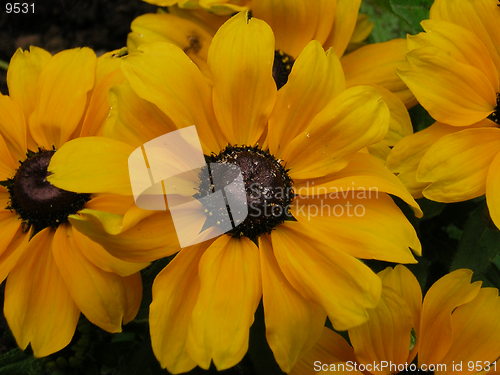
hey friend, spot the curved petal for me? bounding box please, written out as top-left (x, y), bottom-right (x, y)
top-left (259, 235), bottom-right (326, 373)
top-left (123, 41), bottom-right (225, 153)
top-left (0, 94), bottom-right (27, 160)
top-left (6, 46), bottom-right (51, 118)
top-left (486, 152), bottom-right (500, 230)
top-left (343, 39), bottom-right (416, 108)
top-left (387, 122), bottom-right (459, 198)
top-left (418, 269), bottom-right (481, 365)
top-left (48, 137), bottom-right (134, 196)
top-left (290, 193), bottom-right (421, 264)
top-left (408, 20), bottom-right (499, 91)
top-left (122, 273), bottom-right (142, 324)
top-left (69, 210), bottom-right (179, 263)
top-left (290, 328), bottom-right (360, 375)
top-left (103, 83), bottom-right (176, 149)
top-left (4, 228), bottom-right (80, 357)
top-left (441, 288), bottom-right (500, 367)
top-left (283, 86), bottom-right (390, 180)
top-left (52, 225), bottom-right (134, 333)
top-left (430, 0), bottom-right (500, 72)
top-left (150, 245), bottom-right (205, 374)
top-left (398, 47), bottom-right (496, 126)
top-left (128, 12), bottom-right (213, 74)
top-left (324, 0), bottom-right (361, 58)
top-left (187, 235), bottom-right (261, 370)
top-left (418, 128), bottom-right (500, 202)
top-left (349, 265), bottom-right (422, 371)
top-left (29, 48), bottom-right (97, 148)
top-left (208, 11), bottom-right (276, 145)
top-left (0, 134), bottom-right (18, 181)
top-left (272, 221), bottom-right (382, 331)
top-left (0, 213), bottom-right (28, 283)
top-left (294, 152), bottom-right (422, 216)
top-left (267, 40), bottom-right (345, 156)
top-left (72, 226), bottom-right (148, 277)
top-left (252, 0), bottom-right (336, 57)
top-left (78, 52), bottom-right (124, 137)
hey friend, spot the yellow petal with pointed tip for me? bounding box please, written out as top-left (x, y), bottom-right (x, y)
top-left (268, 40), bottom-right (345, 156)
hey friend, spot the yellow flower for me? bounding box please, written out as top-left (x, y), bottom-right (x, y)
top-left (128, 0), bottom-right (415, 160)
top-left (0, 47), bottom-right (170, 357)
top-left (389, 0), bottom-right (500, 228)
top-left (49, 13), bottom-right (421, 373)
top-left (142, 0), bottom-right (248, 15)
top-left (292, 265), bottom-right (500, 375)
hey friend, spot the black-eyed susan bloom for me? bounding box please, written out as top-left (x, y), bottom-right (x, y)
top-left (128, 0), bottom-right (415, 162)
top-left (388, 0), bottom-right (500, 228)
top-left (0, 46), bottom-right (174, 357)
top-left (49, 12), bottom-right (422, 373)
top-left (292, 266), bottom-right (500, 375)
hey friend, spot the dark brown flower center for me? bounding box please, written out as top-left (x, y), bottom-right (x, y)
top-left (1, 149), bottom-right (90, 233)
top-left (198, 145), bottom-right (294, 240)
top-left (487, 92), bottom-right (499, 125)
top-left (272, 50), bottom-right (294, 90)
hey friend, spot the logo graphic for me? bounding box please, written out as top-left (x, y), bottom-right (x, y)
top-left (128, 126), bottom-right (248, 247)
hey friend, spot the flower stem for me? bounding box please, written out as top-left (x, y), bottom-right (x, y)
top-left (0, 59), bottom-right (8, 70)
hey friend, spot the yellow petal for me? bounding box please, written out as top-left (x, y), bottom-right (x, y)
top-left (387, 122), bottom-right (459, 198)
top-left (52, 225), bottom-right (133, 333)
top-left (430, 0), bottom-right (500, 73)
top-left (150, 245), bottom-right (205, 374)
top-left (78, 52), bottom-right (124, 137)
top-left (348, 13), bottom-right (374, 47)
top-left (267, 40), bottom-right (345, 156)
top-left (343, 39), bottom-right (416, 108)
top-left (398, 47), bottom-right (496, 126)
top-left (259, 235), bottom-right (326, 373)
top-left (0, 94), bottom-right (27, 159)
top-left (349, 265), bottom-right (422, 373)
top-left (4, 228), bottom-right (80, 357)
top-left (0, 213), bottom-right (28, 283)
top-left (123, 42), bottom-right (225, 153)
top-left (283, 86), bottom-right (390, 180)
top-left (103, 83), bottom-right (176, 149)
top-left (252, 0), bottom-right (336, 58)
top-left (324, 0), bottom-right (361, 58)
top-left (272, 222), bottom-right (381, 331)
top-left (208, 11), bottom-right (276, 145)
top-left (295, 152), bottom-right (422, 216)
top-left (48, 136), bottom-right (134, 195)
top-left (128, 12), bottom-right (213, 74)
top-left (29, 48), bottom-right (97, 148)
top-left (418, 128), bottom-right (500, 202)
top-left (0, 134), bottom-right (18, 181)
top-left (290, 193), bottom-right (420, 264)
top-left (69, 210), bottom-right (178, 263)
top-left (72, 226), bottom-right (148, 276)
top-left (486, 153), bottom-right (500, 230)
top-left (187, 235), bottom-right (261, 370)
top-left (418, 269), bottom-right (481, 365)
top-left (290, 328), bottom-right (360, 375)
top-left (122, 273), bottom-right (142, 324)
top-left (441, 288), bottom-right (500, 369)
top-left (408, 20), bottom-right (499, 91)
top-left (6, 46), bottom-right (51, 118)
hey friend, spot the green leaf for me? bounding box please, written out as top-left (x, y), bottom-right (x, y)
top-left (451, 203), bottom-right (500, 287)
top-left (389, 0), bottom-right (433, 33)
